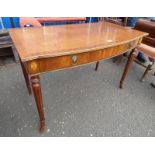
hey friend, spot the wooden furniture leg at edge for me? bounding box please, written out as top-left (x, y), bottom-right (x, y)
top-left (31, 75), bottom-right (45, 133)
top-left (140, 63), bottom-right (153, 82)
top-left (19, 59), bottom-right (32, 95)
top-left (119, 49), bottom-right (136, 89)
top-left (140, 64), bottom-right (152, 82)
top-left (95, 61), bottom-right (100, 71)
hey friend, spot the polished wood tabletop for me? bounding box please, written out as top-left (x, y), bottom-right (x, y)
top-left (9, 22), bottom-right (147, 62)
top-left (8, 21), bottom-right (147, 133)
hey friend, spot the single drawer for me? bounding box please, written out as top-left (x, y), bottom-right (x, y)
top-left (26, 40), bottom-right (139, 74)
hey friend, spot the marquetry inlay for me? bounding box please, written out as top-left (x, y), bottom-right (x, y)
top-left (29, 61), bottom-right (38, 73)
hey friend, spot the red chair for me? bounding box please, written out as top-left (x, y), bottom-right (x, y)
top-left (120, 43), bottom-right (155, 88)
top-left (20, 17), bottom-right (86, 27)
top-left (20, 17), bottom-right (42, 27)
top-left (37, 17), bottom-right (86, 23)
top-left (120, 19), bottom-right (155, 88)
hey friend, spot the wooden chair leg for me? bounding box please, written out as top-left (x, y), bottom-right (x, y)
top-left (95, 61), bottom-right (100, 71)
top-left (31, 75), bottom-right (45, 133)
top-left (140, 63), bottom-right (153, 82)
top-left (19, 59), bottom-right (32, 95)
top-left (119, 49), bottom-right (136, 89)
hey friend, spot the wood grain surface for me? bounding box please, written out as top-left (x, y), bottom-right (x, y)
top-left (9, 22), bottom-right (148, 62)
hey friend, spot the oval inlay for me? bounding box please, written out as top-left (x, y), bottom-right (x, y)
top-left (30, 61), bottom-right (38, 72)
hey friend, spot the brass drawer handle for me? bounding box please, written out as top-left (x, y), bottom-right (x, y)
top-left (72, 55), bottom-right (77, 64)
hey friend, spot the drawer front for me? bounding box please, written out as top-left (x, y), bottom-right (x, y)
top-left (27, 40), bottom-right (139, 74)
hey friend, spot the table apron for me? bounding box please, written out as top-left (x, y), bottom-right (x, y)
top-left (26, 40), bottom-right (139, 75)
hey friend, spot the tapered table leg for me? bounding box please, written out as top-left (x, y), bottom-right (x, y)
top-left (140, 63), bottom-right (153, 82)
top-left (31, 75), bottom-right (45, 133)
top-left (19, 59), bottom-right (32, 95)
top-left (119, 49), bottom-right (136, 89)
top-left (95, 61), bottom-right (100, 71)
